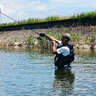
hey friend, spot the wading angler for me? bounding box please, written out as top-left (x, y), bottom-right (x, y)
top-left (39, 33), bottom-right (75, 70)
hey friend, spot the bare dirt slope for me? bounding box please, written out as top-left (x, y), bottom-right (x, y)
top-left (0, 26), bottom-right (95, 44)
top-left (0, 29), bottom-right (48, 43)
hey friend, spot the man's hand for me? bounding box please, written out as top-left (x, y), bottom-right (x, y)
top-left (39, 32), bottom-right (46, 37)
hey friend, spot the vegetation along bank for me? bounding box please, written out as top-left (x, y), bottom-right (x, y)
top-left (0, 11), bottom-right (96, 51)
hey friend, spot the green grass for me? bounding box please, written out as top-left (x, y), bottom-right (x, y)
top-left (70, 11), bottom-right (96, 19)
top-left (24, 33), bottom-right (35, 46)
top-left (70, 32), bottom-right (81, 42)
top-left (1, 10), bottom-right (96, 27)
top-left (0, 16), bottom-right (68, 27)
top-left (89, 32), bottom-right (96, 42)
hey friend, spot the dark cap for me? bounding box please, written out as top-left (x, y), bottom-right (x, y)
top-left (61, 33), bottom-right (71, 41)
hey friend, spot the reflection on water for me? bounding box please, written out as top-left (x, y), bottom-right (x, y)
top-left (0, 47), bottom-right (96, 96)
top-left (53, 69), bottom-right (75, 96)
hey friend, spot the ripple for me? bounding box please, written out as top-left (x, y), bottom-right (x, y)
top-left (0, 49), bottom-right (96, 96)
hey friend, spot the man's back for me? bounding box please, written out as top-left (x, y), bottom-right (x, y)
top-left (54, 42), bottom-right (74, 69)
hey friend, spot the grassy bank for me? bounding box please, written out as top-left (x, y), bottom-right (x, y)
top-left (1, 11), bottom-right (96, 27)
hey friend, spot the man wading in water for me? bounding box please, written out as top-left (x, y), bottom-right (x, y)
top-left (39, 33), bottom-right (75, 69)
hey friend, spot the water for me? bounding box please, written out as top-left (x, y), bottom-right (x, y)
top-left (0, 48), bottom-right (96, 96)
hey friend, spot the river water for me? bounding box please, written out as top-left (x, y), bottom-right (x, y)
top-left (0, 48), bottom-right (96, 96)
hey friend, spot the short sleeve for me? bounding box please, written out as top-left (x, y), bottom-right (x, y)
top-left (57, 47), bottom-right (70, 56)
top-left (58, 41), bottom-right (62, 46)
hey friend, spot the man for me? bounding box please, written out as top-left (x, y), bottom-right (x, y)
top-left (39, 33), bottom-right (74, 69)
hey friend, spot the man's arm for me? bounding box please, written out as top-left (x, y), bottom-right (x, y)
top-left (39, 33), bottom-right (59, 44)
top-left (52, 41), bottom-right (57, 54)
top-left (45, 34), bottom-right (59, 44)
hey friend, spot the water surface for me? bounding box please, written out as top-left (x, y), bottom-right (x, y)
top-left (0, 48), bottom-right (96, 96)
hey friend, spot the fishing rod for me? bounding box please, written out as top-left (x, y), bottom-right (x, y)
top-left (31, 29), bottom-right (46, 36)
top-left (0, 12), bottom-right (16, 22)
